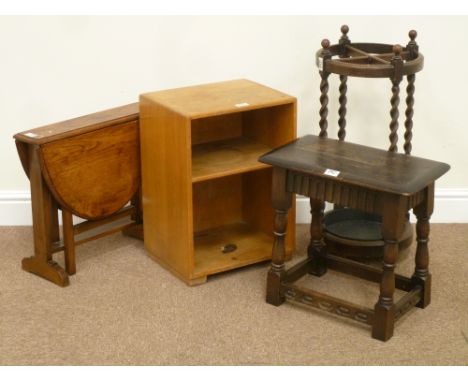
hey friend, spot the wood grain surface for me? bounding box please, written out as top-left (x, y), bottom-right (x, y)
top-left (14, 103), bottom-right (138, 145)
top-left (40, 121), bottom-right (140, 219)
top-left (140, 80), bottom-right (297, 285)
top-left (259, 135), bottom-right (450, 195)
top-left (140, 79), bottom-right (295, 119)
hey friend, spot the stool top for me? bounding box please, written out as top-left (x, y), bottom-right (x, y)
top-left (259, 135), bottom-right (450, 195)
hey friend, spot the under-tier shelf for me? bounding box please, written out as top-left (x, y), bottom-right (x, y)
top-left (191, 137), bottom-right (270, 183)
top-left (193, 222), bottom-right (273, 278)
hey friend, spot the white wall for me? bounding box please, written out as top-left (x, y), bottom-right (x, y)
top-left (1, 16), bottom-right (467, 224)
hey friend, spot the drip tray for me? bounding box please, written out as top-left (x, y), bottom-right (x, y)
top-left (323, 208), bottom-right (413, 259)
top-left (324, 209), bottom-right (383, 242)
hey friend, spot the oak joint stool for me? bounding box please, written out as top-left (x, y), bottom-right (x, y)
top-left (259, 135), bottom-right (449, 341)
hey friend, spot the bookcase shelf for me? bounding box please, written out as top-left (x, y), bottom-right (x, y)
top-left (140, 79), bottom-right (296, 285)
top-left (192, 137), bottom-right (270, 183)
top-left (193, 222), bottom-right (273, 278)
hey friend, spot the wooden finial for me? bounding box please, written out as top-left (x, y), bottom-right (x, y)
top-left (391, 45), bottom-right (403, 82)
top-left (407, 30), bottom-right (419, 59)
top-left (317, 38), bottom-right (332, 72)
top-left (320, 38), bottom-right (332, 61)
top-left (339, 25), bottom-right (351, 56)
top-left (393, 44), bottom-right (403, 56)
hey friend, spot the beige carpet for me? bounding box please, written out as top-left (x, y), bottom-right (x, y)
top-left (1, 224), bottom-right (467, 365)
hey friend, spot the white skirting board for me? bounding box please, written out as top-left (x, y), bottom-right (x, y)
top-left (0, 188), bottom-right (467, 226)
top-left (0, 191), bottom-right (84, 226)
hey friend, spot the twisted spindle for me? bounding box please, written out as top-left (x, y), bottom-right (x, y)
top-left (389, 80), bottom-right (401, 152)
top-left (404, 74), bottom-right (416, 154)
top-left (338, 75), bottom-right (348, 141)
top-left (319, 72), bottom-right (330, 138)
top-left (337, 25), bottom-right (349, 141)
top-left (389, 45), bottom-right (403, 152)
top-left (319, 39), bottom-right (331, 138)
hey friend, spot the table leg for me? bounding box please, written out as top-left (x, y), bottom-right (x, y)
top-left (372, 195), bottom-right (406, 341)
top-left (21, 145), bottom-right (69, 287)
top-left (411, 183), bottom-right (434, 308)
top-left (308, 198), bottom-right (327, 276)
top-left (132, 188), bottom-right (143, 224)
top-left (50, 197), bottom-right (60, 243)
top-left (266, 168), bottom-right (292, 306)
top-left (62, 209), bottom-right (76, 275)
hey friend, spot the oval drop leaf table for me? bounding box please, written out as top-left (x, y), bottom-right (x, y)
top-left (14, 103), bottom-right (142, 286)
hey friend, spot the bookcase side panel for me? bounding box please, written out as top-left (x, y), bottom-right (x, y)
top-left (139, 96), bottom-right (194, 280)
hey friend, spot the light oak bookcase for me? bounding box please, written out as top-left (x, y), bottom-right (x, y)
top-left (140, 79), bottom-right (296, 285)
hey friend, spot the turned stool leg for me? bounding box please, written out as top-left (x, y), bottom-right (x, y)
top-left (411, 183), bottom-right (434, 308)
top-left (266, 168), bottom-right (292, 306)
top-left (308, 199), bottom-right (327, 277)
top-left (62, 209), bottom-right (76, 275)
top-left (372, 195), bottom-right (406, 341)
